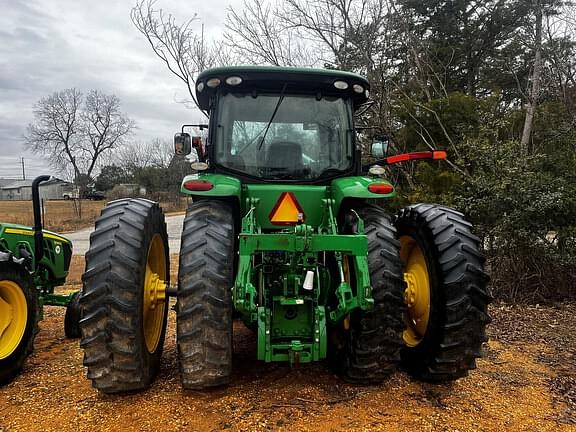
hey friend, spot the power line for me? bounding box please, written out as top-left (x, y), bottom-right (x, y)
top-left (0, 156), bottom-right (61, 179)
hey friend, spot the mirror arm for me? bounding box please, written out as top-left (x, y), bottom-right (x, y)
top-left (195, 145), bottom-right (206, 162)
top-left (182, 124), bottom-right (208, 133)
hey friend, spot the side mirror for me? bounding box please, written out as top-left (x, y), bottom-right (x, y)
top-left (371, 141), bottom-right (389, 158)
top-left (174, 133), bottom-right (191, 155)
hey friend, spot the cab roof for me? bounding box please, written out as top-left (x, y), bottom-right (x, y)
top-left (195, 66), bottom-right (370, 111)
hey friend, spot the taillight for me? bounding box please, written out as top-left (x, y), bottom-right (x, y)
top-left (368, 183), bottom-right (394, 194)
top-left (183, 180), bottom-right (213, 191)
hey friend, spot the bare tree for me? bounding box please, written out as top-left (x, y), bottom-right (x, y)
top-left (116, 138), bottom-right (174, 174)
top-left (80, 91), bottom-right (135, 180)
top-left (25, 88), bottom-right (83, 180)
top-left (131, 0), bottom-right (228, 112)
top-left (224, 0), bottom-right (314, 66)
top-left (25, 89), bottom-right (135, 188)
top-left (521, 0), bottom-right (545, 154)
top-left (544, 8), bottom-right (576, 121)
top-left (225, 0), bottom-right (391, 73)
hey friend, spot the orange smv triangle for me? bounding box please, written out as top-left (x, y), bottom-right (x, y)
top-left (269, 192), bottom-right (305, 225)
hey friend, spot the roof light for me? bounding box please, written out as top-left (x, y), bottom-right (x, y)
top-left (368, 165), bottom-right (386, 176)
top-left (183, 180), bottom-right (213, 191)
top-left (206, 78), bottom-right (221, 88)
top-left (197, 82), bottom-right (205, 92)
top-left (225, 76), bottom-right (242, 86)
top-left (190, 162), bottom-right (209, 171)
top-left (368, 183), bottom-right (395, 194)
top-left (353, 84), bottom-right (364, 93)
top-left (334, 80), bottom-right (349, 90)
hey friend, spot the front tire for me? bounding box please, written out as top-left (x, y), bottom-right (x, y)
top-left (177, 200), bottom-right (235, 389)
top-left (80, 199), bottom-right (169, 393)
top-left (0, 259), bottom-right (38, 386)
top-left (331, 205), bottom-right (406, 383)
top-left (395, 204), bottom-right (491, 382)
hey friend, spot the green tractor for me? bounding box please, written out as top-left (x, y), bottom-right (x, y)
top-left (79, 67), bottom-right (491, 393)
top-left (0, 176), bottom-right (79, 385)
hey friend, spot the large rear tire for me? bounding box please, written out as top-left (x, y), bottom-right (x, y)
top-left (80, 199), bottom-right (169, 393)
top-left (0, 259), bottom-right (38, 386)
top-left (331, 204), bottom-right (406, 383)
top-left (395, 203), bottom-right (491, 382)
top-left (177, 200), bottom-right (235, 389)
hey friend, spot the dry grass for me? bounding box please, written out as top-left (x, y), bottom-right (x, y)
top-left (0, 198), bottom-right (188, 232)
top-left (0, 200), bottom-right (105, 232)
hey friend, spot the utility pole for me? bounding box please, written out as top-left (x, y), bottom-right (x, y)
top-left (21, 157), bottom-right (26, 180)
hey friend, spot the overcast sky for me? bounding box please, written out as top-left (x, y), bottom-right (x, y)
top-left (0, 0), bottom-right (240, 180)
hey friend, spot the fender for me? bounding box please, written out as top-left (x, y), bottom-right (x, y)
top-left (331, 176), bottom-right (396, 215)
top-left (180, 173), bottom-right (242, 201)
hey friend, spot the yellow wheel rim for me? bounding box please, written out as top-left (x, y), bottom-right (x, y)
top-left (0, 280), bottom-right (28, 359)
top-left (400, 236), bottom-right (430, 347)
top-left (143, 234), bottom-right (167, 354)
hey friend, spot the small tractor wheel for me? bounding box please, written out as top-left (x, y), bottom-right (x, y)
top-left (64, 291), bottom-right (81, 339)
top-left (80, 199), bottom-right (169, 393)
top-left (0, 260), bottom-right (38, 386)
top-left (331, 204), bottom-right (405, 384)
top-left (395, 203), bottom-right (491, 382)
top-left (177, 200), bottom-right (235, 389)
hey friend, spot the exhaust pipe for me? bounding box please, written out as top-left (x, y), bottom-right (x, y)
top-left (32, 175), bottom-right (50, 269)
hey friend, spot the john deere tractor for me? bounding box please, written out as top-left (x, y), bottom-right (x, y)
top-left (79, 67), bottom-right (491, 393)
top-left (0, 176), bottom-right (79, 385)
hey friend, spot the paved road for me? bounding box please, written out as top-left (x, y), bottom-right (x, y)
top-left (67, 214), bottom-right (185, 255)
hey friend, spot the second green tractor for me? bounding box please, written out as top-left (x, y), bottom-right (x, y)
top-left (79, 66), bottom-right (491, 393)
top-left (1, 176), bottom-right (78, 385)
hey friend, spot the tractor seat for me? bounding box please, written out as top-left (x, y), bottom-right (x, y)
top-left (265, 141), bottom-right (303, 175)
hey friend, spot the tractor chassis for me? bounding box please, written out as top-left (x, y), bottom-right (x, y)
top-left (234, 198), bottom-right (373, 364)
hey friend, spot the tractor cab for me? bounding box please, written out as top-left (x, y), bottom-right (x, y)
top-left (175, 66), bottom-right (371, 183)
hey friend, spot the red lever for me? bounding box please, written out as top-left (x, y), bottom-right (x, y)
top-left (385, 151), bottom-right (447, 165)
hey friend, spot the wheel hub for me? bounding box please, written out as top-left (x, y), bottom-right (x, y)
top-left (400, 236), bottom-right (431, 347)
top-left (143, 234), bottom-right (167, 354)
top-left (0, 296), bottom-right (12, 336)
top-left (404, 273), bottom-right (417, 306)
top-left (146, 273), bottom-right (166, 310)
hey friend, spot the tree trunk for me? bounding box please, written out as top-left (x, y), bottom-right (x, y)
top-left (521, 0), bottom-right (543, 155)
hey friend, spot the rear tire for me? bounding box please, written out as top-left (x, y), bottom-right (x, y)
top-left (395, 203), bottom-right (491, 382)
top-left (331, 205), bottom-right (405, 383)
top-left (80, 199), bottom-right (169, 393)
top-left (64, 291), bottom-right (81, 339)
top-left (0, 259), bottom-right (38, 386)
top-left (177, 200), bottom-right (235, 389)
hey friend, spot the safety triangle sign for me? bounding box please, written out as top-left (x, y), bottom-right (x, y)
top-left (269, 192), bottom-right (305, 225)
